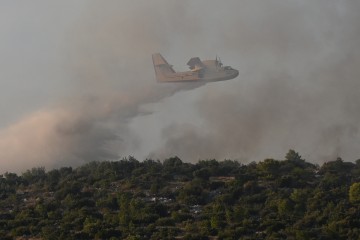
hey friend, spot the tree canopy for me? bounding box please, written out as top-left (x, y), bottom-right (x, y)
top-left (0, 150), bottom-right (359, 239)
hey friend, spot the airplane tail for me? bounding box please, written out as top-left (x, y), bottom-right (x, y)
top-left (152, 53), bottom-right (176, 82)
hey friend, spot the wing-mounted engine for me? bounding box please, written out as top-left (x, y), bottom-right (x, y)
top-left (187, 57), bottom-right (205, 71)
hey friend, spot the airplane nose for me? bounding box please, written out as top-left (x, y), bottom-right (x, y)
top-left (233, 69), bottom-right (239, 78)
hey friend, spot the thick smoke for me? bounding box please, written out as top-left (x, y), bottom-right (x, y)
top-left (0, 1), bottom-right (204, 173)
top-left (0, 82), bottom-right (203, 172)
top-left (150, 0), bottom-right (360, 163)
top-left (1, 1), bottom-right (360, 173)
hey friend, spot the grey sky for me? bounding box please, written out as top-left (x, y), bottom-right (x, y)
top-left (1, 1), bottom-right (359, 173)
top-left (0, 1), bottom-right (87, 127)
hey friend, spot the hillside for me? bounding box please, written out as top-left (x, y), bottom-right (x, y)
top-left (1, 150), bottom-right (360, 239)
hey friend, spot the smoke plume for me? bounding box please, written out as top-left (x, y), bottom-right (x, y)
top-left (150, 0), bottom-right (360, 163)
top-left (1, 0), bottom-right (360, 173)
top-left (0, 1), bottom-right (204, 173)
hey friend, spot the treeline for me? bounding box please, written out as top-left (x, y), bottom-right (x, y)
top-left (0, 150), bottom-right (360, 239)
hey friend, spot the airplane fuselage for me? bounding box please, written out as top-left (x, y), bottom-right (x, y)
top-left (152, 54), bottom-right (239, 83)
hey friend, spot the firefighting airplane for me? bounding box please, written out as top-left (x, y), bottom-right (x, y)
top-left (152, 53), bottom-right (239, 82)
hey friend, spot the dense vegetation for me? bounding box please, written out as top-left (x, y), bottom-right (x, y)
top-left (1, 150), bottom-right (360, 239)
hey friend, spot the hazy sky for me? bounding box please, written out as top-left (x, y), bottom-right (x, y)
top-left (1, 1), bottom-right (360, 173)
top-left (0, 2), bottom-right (86, 126)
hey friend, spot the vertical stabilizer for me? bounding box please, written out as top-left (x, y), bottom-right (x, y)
top-left (152, 53), bottom-right (176, 81)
